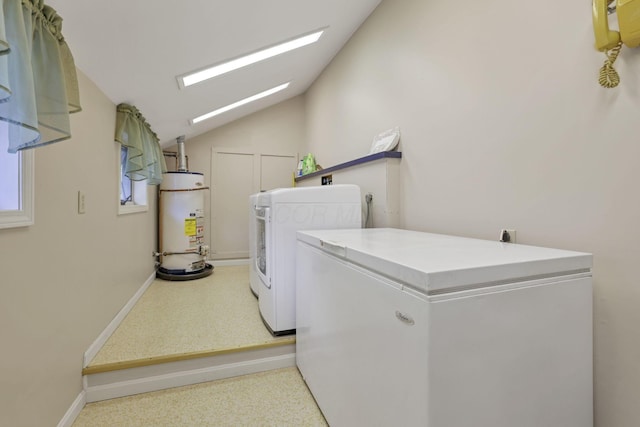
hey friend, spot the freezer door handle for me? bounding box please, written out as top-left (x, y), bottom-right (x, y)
top-left (320, 239), bottom-right (347, 257)
top-left (395, 311), bottom-right (415, 325)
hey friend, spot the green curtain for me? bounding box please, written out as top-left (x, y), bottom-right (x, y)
top-left (0, 0), bottom-right (81, 153)
top-left (115, 103), bottom-right (166, 185)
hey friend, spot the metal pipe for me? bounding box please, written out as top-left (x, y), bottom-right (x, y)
top-left (153, 245), bottom-right (209, 257)
top-left (176, 135), bottom-right (188, 172)
top-left (162, 151), bottom-right (189, 171)
top-left (155, 250), bottom-right (197, 256)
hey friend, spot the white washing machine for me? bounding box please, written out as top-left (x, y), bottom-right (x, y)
top-left (255, 184), bottom-right (361, 335)
top-left (296, 228), bottom-right (593, 426)
top-left (248, 193), bottom-right (260, 298)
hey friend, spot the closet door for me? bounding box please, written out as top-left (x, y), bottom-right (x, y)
top-left (211, 150), bottom-right (255, 259)
top-left (210, 150), bottom-right (297, 260)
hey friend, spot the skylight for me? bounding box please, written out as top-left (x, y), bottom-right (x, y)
top-left (178, 29), bottom-right (325, 88)
top-left (190, 82), bottom-right (291, 124)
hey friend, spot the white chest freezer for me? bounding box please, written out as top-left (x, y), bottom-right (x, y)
top-left (295, 228), bottom-right (593, 427)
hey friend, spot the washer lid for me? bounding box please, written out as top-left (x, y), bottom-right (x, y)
top-left (257, 184), bottom-right (360, 205)
top-left (296, 228), bottom-right (592, 295)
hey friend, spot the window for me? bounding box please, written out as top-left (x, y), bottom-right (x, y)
top-left (114, 103), bottom-right (164, 214)
top-left (0, 123), bottom-right (34, 228)
top-left (118, 145), bottom-right (148, 215)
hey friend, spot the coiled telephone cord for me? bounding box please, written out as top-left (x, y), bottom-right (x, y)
top-left (599, 41), bottom-right (623, 88)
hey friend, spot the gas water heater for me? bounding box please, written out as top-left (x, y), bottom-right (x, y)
top-left (156, 136), bottom-right (213, 281)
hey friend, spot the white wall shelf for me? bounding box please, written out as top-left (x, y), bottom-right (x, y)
top-left (294, 151), bottom-right (401, 183)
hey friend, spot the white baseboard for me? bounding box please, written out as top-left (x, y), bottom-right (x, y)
top-left (85, 352), bottom-right (295, 403)
top-left (57, 390), bottom-right (86, 427)
top-left (83, 270), bottom-right (157, 367)
top-left (210, 258), bottom-right (249, 266)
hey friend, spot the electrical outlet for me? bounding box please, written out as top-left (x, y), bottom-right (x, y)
top-left (500, 229), bottom-right (516, 243)
top-left (78, 191), bottom-right (86, 214)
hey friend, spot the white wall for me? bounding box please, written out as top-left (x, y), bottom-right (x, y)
top-left (180, 96), bottom-right (305, 255)
top-left (3, 1), bottom-right (636, 423)
top-left (304, 0), bottom-right (640, 425)
top-left (0, 71), bottom-right (157, 426)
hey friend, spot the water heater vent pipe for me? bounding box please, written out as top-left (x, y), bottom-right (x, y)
top-left (176, 135), bottom-right (188, 172)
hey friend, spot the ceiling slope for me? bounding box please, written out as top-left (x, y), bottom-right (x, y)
top-left (46, 0), bottom-right (382, 146)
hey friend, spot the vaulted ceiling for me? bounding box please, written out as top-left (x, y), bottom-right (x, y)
top-left (46, 0), bottom-right (382, 146)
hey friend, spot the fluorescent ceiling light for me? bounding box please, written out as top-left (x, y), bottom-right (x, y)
top-left (179, 29), bottom-right (325, 88)
top-left (190, 82), bottom-right (290, 125)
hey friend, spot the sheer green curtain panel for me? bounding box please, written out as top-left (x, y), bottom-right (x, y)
top-left (0, 0), bottom-right (81, 153)
top-left (115, 103), bottom-right (166, 185)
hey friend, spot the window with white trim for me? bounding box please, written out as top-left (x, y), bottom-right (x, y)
top-left (0, 123), bottom-right (34, 228)
top-left (118, 145), bottom-right (148, 214)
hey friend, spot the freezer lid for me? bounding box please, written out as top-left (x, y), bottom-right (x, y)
top-left (296, 228), bottom-right (592, 294)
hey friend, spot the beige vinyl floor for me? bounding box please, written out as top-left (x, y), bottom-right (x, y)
top-left (75, 264), bottom-right (326, 426)
top-left (73, 367), bottom-right (327, 426)
top-left (87, 264), bottom-right (292, 368)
